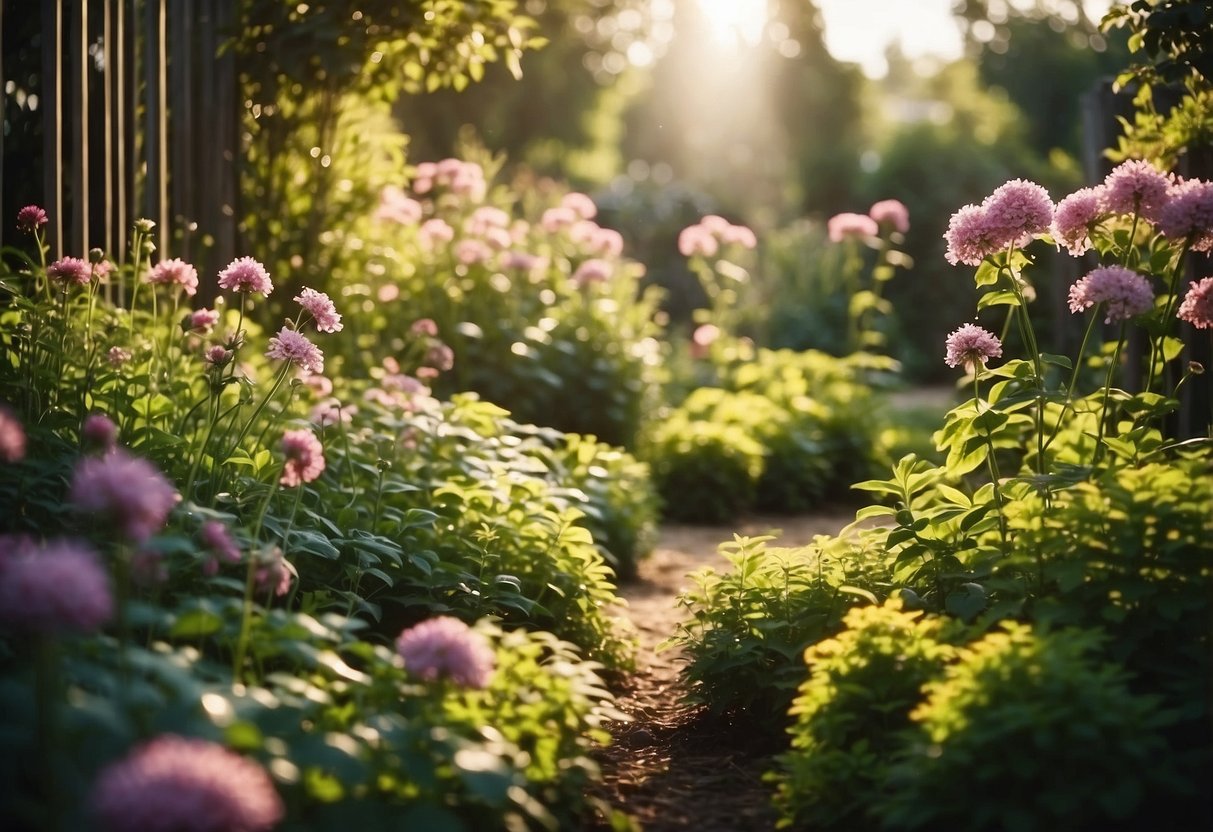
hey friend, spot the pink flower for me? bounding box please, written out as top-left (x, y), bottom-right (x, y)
top-left (690, 323), bottom-right (720, 359)
top-left (184, 308), bottom-right (220, 334)
top-left (89, 734), bottom-right (284, 832)
top-left (204, 345), bottom-right (232, 367)
top-left (310, 398), bottom-right (355, 427)
top-left (280, 428), bottom-right (325, 487)
top-left (1067, 266), bottom-right (1154, 324)
top-left (303, 374), bottom-right (333, 397)
top-left (1156, 177), bottom-right (1213, 252)
top-left (1102, 159), bottom-right (1171, 218)
top-left (589, 226), bottom-right (625, 257)
top-left (17, 205), bottom-right (48, 233)
top-left (293, 288), bottom-right (343, 333)
top-left (827, 212), bottom-right (878, 242)
top-left (700, 215), bottom-right (731, 233)
top-left (376, 185), bottom-right (423, 225)
top-left (869, 199), bottom-right (910, 233)
top-left (541, 206), bottom-right (577, 233)
top-left (418, 218), bottom-right (455, 250)
top-left (377, 284), bottom-right (400, 302)
top-left (48, 256), bottom-right (93, 286)
top-left (981, 178), bottom-right (1053, 247)
top-left (82, 413), bottom-right (119, 452)
top-left (502, 251), bottom-right (547, 273)
top-left (70, 450), bottom-right (179, 542)
top-left (944, 204), bottom-right (1000, 266)
top-left (0, 404), bottom-right (26, 463)
top-left (678, 224), bottom-right (719, 257)
top-left (944, 323), bottom-right (1003, 370)
top-left (561, 191), bottom-right (598, 220)
top-left (254, 548), bottom-right (294, 598)
top-left (720, 223), bottom-right (758, 249)
top-left (265, 327), bottom-right (324, 375)
top-left (217, 256), bottom-right (273, 296)
top-left (1177, 276), bottom-right (1213, 329)
top-left (199, 521), bottom-right (241, 576)
top-left (572, 258), bottom-right (612, 287)
top-left (422, 342), bottom-right (455, 373)
top-left (453, 239), bottom-right (491, 266)
top-left (410, 318), bottom-right (439, 337)
top-left (396, 616), bottom-right (495, 688)
top-left (0, 539), bottom-right (113, 635)
top-left (1051, 186), bottom-right (1105, 256)
top-left (466, 206), bottom-right (511, 236)
top-left (145, 258), bottom-right (199, 297)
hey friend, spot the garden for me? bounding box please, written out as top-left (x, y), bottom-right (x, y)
top-left (1, 1), bottom-right (1211, 830)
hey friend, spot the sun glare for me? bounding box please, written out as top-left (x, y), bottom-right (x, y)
top-left (696, 0), bottom-right (768, 49)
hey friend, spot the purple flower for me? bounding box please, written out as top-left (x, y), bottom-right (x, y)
top-left (869, 199), bottom-right (910, 233)
top-left (217, 257), bottom-right (273, 296)
top-left (82, 413), bottom-right (119, 452)
top-left (204, 345), bottom-right (232, 367)
top-left (1156, 177), bottom-right (1213, 252)
top-left (396, 616), bottom-right (495, 688)
top-left (981, 178), bottom-right (1054, 247)
top-left (945, 323), bottom-right (1003, 370)
top-left (145, 258), bottom-right (199, 297)
top-left (1051, 186), bottom-right (1106, 256)
top-left (827, 212), bottom-right (879, 242)
top-left (1067, 266), bottom-right (1155, 324)
top-left (944, 204), bottom-right (1000, 266)
top-left (107, 346), bottom-right (132, 367)
top-left (0, 539), bottom-right (113, 635)
top-left (89, 734), bottom-right (284, 832)
top-left (48, 256), bottom-right (93, 286)
top-left (17, 205), bottom-right (48, 234)
top-left (280, 429), bottom-right (325, 487)
top-left (265, 327), bottom-right (324, 375)
top-left (70, 449), bottom-right (179, 542)
top-left (1178, 276), bottom-right (1213, 330)
top-left (309, 398), bottom-right (355, 427)
top-left (293, 288), bottom-right (343, 334)
top-left (1102, 159), bottom-right (1171, 218)
top-left (0, 404), bottom-right (26, 463)
top-left (199, 521), bottom-right (241, 576)
top-left (184, 308), bottom-right (220, 334)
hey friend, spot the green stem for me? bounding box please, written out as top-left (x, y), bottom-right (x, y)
top-left (1092, 322), bottom-right (1128, 465)
top-left (1042, 309), bottom-right (1101, 457)
top-left (232, 469), bottom-right (283, 682)
top-left (973, 371), bottom-right (1008, 548)
top-left (1146, 240), bottom-right (1192, 394)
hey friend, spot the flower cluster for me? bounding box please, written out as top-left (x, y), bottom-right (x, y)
top-left (89, 734), bottom-right (284, 832)
top-left (48, 256), bottom-right (94, 286)
top-left (217, 256), bottom-right (273, 296)
top-left (412, 158), bottom-right (487, 201)
top-left (17, 205), bottom-right (48, 233)
top-left (869, 199), bottom-right (910, 234)
top-left (0, 538), bottom-right (113, 635)
top-left (280, 428), bottom-right (325, 487)
top-left (396, 616), bottom-right (495, 688)
top-left (827, 212), bottom-right (878, 242)
top-left (945, 180), bottom-right (1054, 266)
top-left (82, 413), bottom-right (119, 452)
top-left (146, 258), bottom-right (199, 297)
top-left (199, 520), bottom-right (241, 576)
top-left (944, 323), bottom-right (1003, 371)
top-left (1067, 266), bottom-right (1155, 324)
top-left (678, 215), bottom-right (758, 257)
top-left (265, 327), bottom-right (324, 375)
top-left (1178, 277), bottom-right (1213, 329)
top-left (294, 288), bottom-right (343, 334)
top-left (70, 450), bottom-right (179, 542)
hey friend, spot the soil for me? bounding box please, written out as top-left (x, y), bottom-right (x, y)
top-left (590, 510), bottom-right (861, 832)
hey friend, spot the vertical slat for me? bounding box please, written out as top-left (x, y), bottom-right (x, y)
top-left (0, 3), bottom-right (5, 253)
top-left (170, 0), bottom-right (196, 262)
top-left (215, 0), bottom-right (237, 271)
top-left (68, 0), bottom-right (89, 255)
top-left (145, 0), bottom-right (168, 257)
top-left (102, 0), bottom-right (115, 259)
top-left (41, 0), bottom-right (63, 258)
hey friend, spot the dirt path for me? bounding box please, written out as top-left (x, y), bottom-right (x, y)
top-left (592, 511), bottom-right (860, 832)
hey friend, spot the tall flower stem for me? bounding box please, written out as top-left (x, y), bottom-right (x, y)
top-left (1042, 309), bottom-right (1101, 456)
top-left (972, 371), bottom-right (1008, 547)
top-left (1145, 240), bottom-right (1192, 394)
top-left (232, 468), bottom-right (283, 682)
top-left (1002, 253), bottom-right (1047, 475)
top-left (1092, 322), bottom-right (1128, 465)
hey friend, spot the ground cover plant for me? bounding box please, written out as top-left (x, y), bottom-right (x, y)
top-left (0, 210), bottom-right (652, 830)
top-left (672, 153), bottom-right (1213, 829)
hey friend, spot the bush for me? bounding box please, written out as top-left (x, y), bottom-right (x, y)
top-left (666, 534), bottom-right (892, 731)
top-left (646, 411), bottom-right (765, 523)
top-left (771, 599), bottom-right (957, 831)
top-left (876, 624), bottom-right (1177, 832)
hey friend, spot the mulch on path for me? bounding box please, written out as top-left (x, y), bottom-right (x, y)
top-left (589, 512), bottom-right (859, 832)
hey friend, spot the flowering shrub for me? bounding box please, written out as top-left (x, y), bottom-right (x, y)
top-left (0, 211), bottom-right (638, 829)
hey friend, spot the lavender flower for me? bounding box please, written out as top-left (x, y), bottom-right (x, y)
top-left (1067, 266), bottom-right (1155, 324)
top-left (1178, 277), bottom-right (1213, 330)
top-left (70, 449), bottom-right (179, 542)
top-left (265, 327), bottom-right (324, 375)
top-left (146, 258), bottom-right (199, 297)
top-left (1051, 186), bottom-right (1105, 256)
top-left (945, 324), bottom-right (1003, 370)
top-left (48, 256), bottom-right (93, 286)
top-left (89, 734), bottom-right (284, 832)
top-left (981, 178), bottom-right (1054, 247)
top-left (396, 616), bottom-right (495, 688)
top-left (293, 288), bottom-right (343, 334)
top-left (572, 258), bottom-right (612, 287)
top-left (827, 212), bottom-right (879, 242)
top-left (82, 413), bottom-right (119, 453)
top-left (217, 257), bottom-right (273, 296)
top-left (199, 521), bottom-right (241, 576)
top-left (1102, 159), bottom-right (1171, 218)
top-left (1156, 177), bottom-right (1213, 252)
top-left (280, 429), bottom-right (325, 487)
top-left (0, 539), bottom-right (113, 635)
top-left (17, 205), bottom-right (48, 234)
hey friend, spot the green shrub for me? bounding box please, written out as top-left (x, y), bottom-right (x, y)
top-left (771, 599), bottom-right (957, 831)
top-left (666, 534), bottom-right (892, 730)
top-left (876, 624), bottom-right (1177, 832)
top-left (646, 411), bottom-right (765, 523)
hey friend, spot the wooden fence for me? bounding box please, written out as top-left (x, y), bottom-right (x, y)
top-left (2, 0), bottom-right (238, 272)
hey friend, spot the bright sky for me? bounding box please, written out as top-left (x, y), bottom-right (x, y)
top-left (814, 0), bottom-right (1116, 77)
